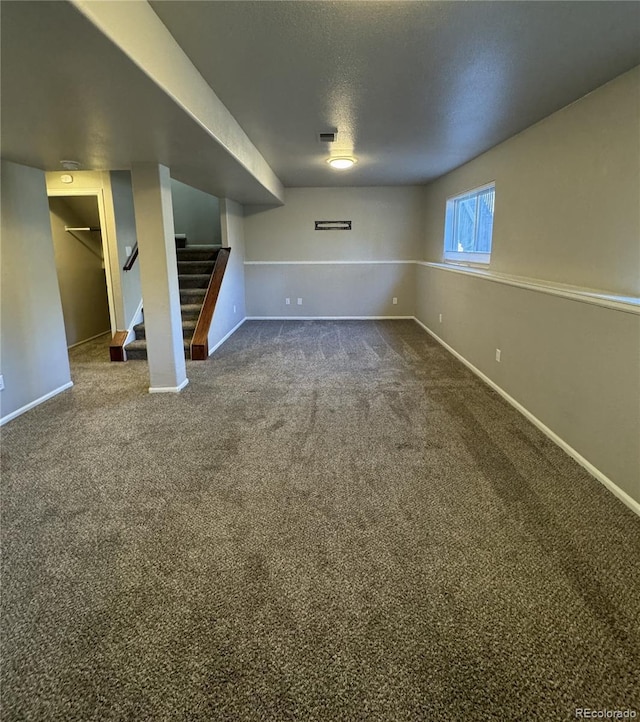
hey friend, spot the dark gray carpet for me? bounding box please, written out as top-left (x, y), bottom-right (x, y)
top-left (1, 320), bottom-right (639, 721)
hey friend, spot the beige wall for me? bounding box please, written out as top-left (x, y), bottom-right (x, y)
top-left (422, 66), bottom-right (640, 296)
top-left (1, 161), bottom-right (72, 422)
top-left (171, 178), bottom-right (221, 246)
top-left (245, 186), bottom-right (423, 262)
top-left (245, 263), bottom-right (415, 318)
top-left (208, 198), bottom-right (247, 352)
top-left (48, 197), bottom-right (110, 347)
top-left (131, 163), bottom-right (187, 391)
top-left (416, 67), bottom-right (640, 505)
top-left (244, 187), bottom-right (422, 317)
top-left (108, 171), bottom-right (142, 329)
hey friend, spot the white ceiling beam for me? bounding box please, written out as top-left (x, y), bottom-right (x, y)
top-left (71, 0), bottom-right (284, 204)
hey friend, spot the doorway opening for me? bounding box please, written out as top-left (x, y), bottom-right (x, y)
top-left (47, 193), bottom-right (114, 349)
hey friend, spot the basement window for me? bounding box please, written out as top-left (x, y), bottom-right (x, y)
top-left (443, 183), bottom-right (495, 265)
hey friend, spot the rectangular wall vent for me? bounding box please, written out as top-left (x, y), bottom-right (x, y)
top-left (315, 220), bottom-right (351, 231)
top-left (318, 131), bottom-right (337, 143)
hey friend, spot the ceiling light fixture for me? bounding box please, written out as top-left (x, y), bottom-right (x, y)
top-left (60, 160), bottom-right (81, 171)
top-left (328, 157), bottom-right (357, 170)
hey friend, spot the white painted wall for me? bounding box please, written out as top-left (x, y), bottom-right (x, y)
top-left (170, 178), bottom-right (221, 246)
top-left (243, 186), bottom-right (423, 317)
top-left (48, 196), bottom-right (110, 347)
top-left (1, 161), bottom-right (72, 423)
top-left (207, 198), bottom-right (247, 353)
top-left (416, 67), bottom-right (640, 506)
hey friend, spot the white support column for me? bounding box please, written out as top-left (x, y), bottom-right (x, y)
top-left (130, 163), bottom-right (188, 393)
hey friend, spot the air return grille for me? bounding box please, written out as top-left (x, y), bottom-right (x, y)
top-left (318, 131), bottom-right (337, 143)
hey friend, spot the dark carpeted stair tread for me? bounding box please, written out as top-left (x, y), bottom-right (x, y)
top-left (179, 274), bottom-right (211, 289)
top-left (133, 320), bottom-right (197, 341)
top-left (123, 243), bottom-right (217, 361)
top-left (176, 246), bottom-right (220, 262)
top-left (177, 260), bottom-right (216, 275)
top-left (124, 339), bottom-right (148, 360)
top-left (126, 336), bottom-right (195, 360)
top-left (181, 304), bottom-right (203, 319)
top-left (180, 289), bottom-right (207, 304)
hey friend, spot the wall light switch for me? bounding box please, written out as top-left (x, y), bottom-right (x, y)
top-left (233, 305), bottom-right (236, 314)
top-left (495, 349), bottom-right (501, 363)
top-left (297, 298), bottom-right (303, 305)
top-left (285, 298), bottom-right (291, 305)
top-left (125, 246), bottom-right (132, 257)
top-left (439, 314), bottom-right (443, 323)
top-left (0, 374), bottom-right (4, 391)
top-left (392, 297), bottom-right (398, 305)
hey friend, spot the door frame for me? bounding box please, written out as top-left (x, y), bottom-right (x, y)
top-left (47, 188), bottom-right (117, 336)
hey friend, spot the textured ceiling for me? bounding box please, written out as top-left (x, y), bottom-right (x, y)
top-left (150, 1), bottom-right (640, 187)
top-left (1, 1), bottom-right (639, 200)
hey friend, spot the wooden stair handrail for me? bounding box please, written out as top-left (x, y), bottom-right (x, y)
top-left (123, 242), bottom-right (139, 271)
top-left (190, 247), bottom-right (231, 360)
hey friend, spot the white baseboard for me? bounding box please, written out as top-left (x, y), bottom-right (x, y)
top-left (208, 317), bottom-right (246, 356)
top-left (67, 331), bottom-right (111, 350)
top-left (246, 315), bottom-right (414, 321)
top-left (412, 317), bottom-right (640, 518)
top-left (1, 381), bottom-right (74, 426)
top-left (148, 378), bottom-right (189, 394)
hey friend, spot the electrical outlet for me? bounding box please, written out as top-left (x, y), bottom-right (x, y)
top-left (297, 298), bottom-right (303, 305)
top-left (392, 297), bottom-right (398, 305)
top-left (439, 314), bottom-right (443, 323)
top-left (125, 246), bottom-right (132, 257)
top-left (495, 348), bottom-right (501, 362)
top-left (0, 374), bottom-right (4, 391)
top-left (285, 298), bottom-right (290, 305)
top-left (233, 305), bottom-right (236, 314)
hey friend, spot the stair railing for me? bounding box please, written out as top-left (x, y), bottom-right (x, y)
top-left (123, 242), bottom-right (139, 271)
top-left (190, 247), bottom-right (231, 360)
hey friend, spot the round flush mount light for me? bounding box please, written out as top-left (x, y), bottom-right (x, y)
top-left (327, 157), bottom-right (357, 170)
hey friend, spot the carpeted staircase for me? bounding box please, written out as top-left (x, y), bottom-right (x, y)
top-left (125, 242), bottom-right (220, 361)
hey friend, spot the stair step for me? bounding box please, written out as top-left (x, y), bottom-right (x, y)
top-left (176, 246), bottom-right (220, 262)
top-left (180, 288), bottom-right (206, 305)
top-left (179, 274), bottom-right (211, 289)
top-left (124, 339), bottom-right (148, 360)
top-left (133, 319), bottom-right (197, 341)
top-left (181, 304), bottom-right (203, 319)
top-left (125, 338), bottom-right (194, 361)
top-left (122, 245), bottom-right (218, 362)
top-left (177, 260), bottom-right (216, 275)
